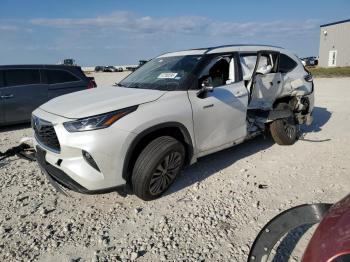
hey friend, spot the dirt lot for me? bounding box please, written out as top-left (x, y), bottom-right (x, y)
top-left (0, 76), bottom-right (349, 262)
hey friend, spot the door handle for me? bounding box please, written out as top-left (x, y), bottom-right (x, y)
top-left (203, 104), bottom-right (214, 109)
top-left (0, 94), bottom-right (14, 99)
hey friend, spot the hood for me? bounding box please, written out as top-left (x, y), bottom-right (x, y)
top-left (40, 86), bottom-right (166, 119)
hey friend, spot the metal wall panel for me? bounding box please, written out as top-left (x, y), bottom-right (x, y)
top-left (319, 21), bottom-right (350, 67)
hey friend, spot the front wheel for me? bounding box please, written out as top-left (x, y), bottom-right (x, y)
top-left (132, 136), bottom-right (185, 201)
top-left (270, 117), bottom-right (298, 145)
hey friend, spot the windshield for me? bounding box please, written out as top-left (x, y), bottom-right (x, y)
top-left (120, 55), bottom-right (203, 91)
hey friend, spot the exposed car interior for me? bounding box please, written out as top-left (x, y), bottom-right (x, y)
top-left (198, 51), bottom-right (297, 116)
top-left (208, 58), bottom-right (230, 87)
top-left (201, 52), bottom-right (282, 110)
top-left (242, 52), bottom-right (284, 110)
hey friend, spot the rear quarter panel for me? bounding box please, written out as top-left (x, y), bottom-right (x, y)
top-left (280, 51), bottom-right (313, 97)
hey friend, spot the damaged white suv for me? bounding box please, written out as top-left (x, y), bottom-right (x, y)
top-left (32, 45), bottom-right (314, 200)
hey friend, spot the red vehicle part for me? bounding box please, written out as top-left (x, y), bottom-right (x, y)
top-left (248, 193), bottom-right (350, 262)
top-left (87, 77), bottom-right (97, 88)
top-left (248, 203), bottom-right (332, 261)
top-left (302, 194), bottom-right (350, 262)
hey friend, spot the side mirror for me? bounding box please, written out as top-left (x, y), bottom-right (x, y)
top-left (197, 76), bottom-right (213, 97)
top-left (201, 76), bottom-right (214, 92)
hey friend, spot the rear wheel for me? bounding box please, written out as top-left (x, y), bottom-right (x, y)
top-left (132, 136), bottom-right (185, 201)
top-left (270, 117), bottom-right (298, 145)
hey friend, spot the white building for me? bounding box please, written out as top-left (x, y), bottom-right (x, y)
top-left (319, 19), bottom-right (350, 67)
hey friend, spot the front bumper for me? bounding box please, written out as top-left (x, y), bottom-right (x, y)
top-left (32, 108), bottom-right (137, 192)
top-left (36, 146), bottom-right (126, 194)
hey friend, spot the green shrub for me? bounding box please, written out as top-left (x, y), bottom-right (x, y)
top-left (308, 67), bottom-right (350, 77)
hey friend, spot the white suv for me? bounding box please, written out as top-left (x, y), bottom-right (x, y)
top-left (32, 45), bottom-right (314, 200)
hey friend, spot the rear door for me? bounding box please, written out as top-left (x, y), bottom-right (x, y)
top-left (248, 51), bottom-right (283, 109)
top-left (2, 68), bottom-right (48, 124)
top-left (0, 71), bottom-right (5, 124)
top-left (45, 69), bottom-right (86, 99)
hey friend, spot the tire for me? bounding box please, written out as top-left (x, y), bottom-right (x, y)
top-left (270, 117), bottom-right (298, 145)
top-left (132, 136), bottom-right (185, 201)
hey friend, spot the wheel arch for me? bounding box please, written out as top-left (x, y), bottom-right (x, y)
top-left (273, 95), bottom-right (295, 109)
top-left (122, 122), bottom-right (194, 184)
top-left (267, 96), bottom-right (295, 122)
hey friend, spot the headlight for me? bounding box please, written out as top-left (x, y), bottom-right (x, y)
top-left (63, 106), bottom-right (137, 132)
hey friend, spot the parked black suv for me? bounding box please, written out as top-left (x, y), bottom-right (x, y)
top-left (0, 65), bottom-right (96, 126)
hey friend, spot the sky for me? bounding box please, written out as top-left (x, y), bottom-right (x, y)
top-left (0, 0), bottom-right (349, 66)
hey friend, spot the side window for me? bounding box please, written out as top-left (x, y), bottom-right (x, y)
top-left (279, 54), bottom-right (297, 73)
top-left (47, 70), bottom-right (79, 84)
top-left (200, 55), bottom-right (237, 87)
top-left (4, 69), bottom-right (40, 87)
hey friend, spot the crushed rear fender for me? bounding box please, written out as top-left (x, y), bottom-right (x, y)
top-left (267, 103), bottom-right (293, 122)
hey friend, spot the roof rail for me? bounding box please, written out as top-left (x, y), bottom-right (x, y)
top-left (205, 44), bottom-right (283, 53)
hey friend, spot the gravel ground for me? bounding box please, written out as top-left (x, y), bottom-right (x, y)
top-left (0, 76), bottom-right (349, 262)
top-left (91, 71), bottom-right (131, 87)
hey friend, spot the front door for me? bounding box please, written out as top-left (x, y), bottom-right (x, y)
top-left (188, 54), bottom-right (248, 154)
top-left (2, 69), bottom-right (48, 124)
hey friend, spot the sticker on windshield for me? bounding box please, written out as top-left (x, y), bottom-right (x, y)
top-left (157, 73), bottom-right (178, 79)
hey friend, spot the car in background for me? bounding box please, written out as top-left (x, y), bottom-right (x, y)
top-left (301, 57), bottom-right (318, 66)
top-left (127, 60), bottom-right (149, 71)
top-left (61, 58), bottom-right (77, 66)
top-left (96, 66), bottom-right (123, 72)
top-left (138, 60), bottom-right (148, 67)
top-left (103, 66), bottom-right (117, 72)
top-left (0, 65), bottom-right (96, 126)
top-left (94, 66), bottom-right (104, 72)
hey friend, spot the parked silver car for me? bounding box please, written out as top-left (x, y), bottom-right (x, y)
top-left (0, 65), bottom-right (96, 126)
top-left (32, 45), bottom-right (314, 200)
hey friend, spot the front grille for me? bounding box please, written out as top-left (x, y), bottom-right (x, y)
top-left (32, 116), bottom-right (61, 152)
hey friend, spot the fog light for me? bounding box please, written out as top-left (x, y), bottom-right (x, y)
top-left (82, 150), bottom-right (100, 172)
